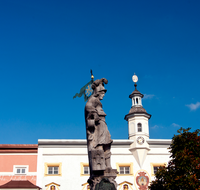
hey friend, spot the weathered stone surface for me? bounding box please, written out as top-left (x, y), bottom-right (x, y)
top-left (85, 78), bottom-right (117, 190)
top-left (91, 150), bottom-right (106, 171)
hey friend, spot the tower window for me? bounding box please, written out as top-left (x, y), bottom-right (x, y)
top-left (138, 123), bottom-right (142, 132)
top-left (136, 98), bottom-right (138, 104)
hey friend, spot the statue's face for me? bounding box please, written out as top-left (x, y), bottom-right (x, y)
top-left (99, 91), bottom-right (105, 100)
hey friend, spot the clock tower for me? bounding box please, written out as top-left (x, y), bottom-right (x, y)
top-left (125, 74), bottom-right (151, 168)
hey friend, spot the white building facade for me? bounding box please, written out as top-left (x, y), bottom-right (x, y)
top-left (36, 79), bottom-right (171, 190)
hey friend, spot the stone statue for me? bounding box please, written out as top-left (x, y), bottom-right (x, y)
top-left (85, 78), bottom-right (117, 190)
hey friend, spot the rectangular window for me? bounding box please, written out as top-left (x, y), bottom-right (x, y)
top-left (119, 166), bottom-right (130, 174)
top-left (116, 163), bottom-right (133, 176)
top-left (151, 163), bottom-right (166, 176)
top-left (14, 165), bottom-right (28, 175)
top-left (80, 163), bottom-right (90, 176)
top-left (153, 166), bottom-right (159, 174)
top-left (84, 166), bottom-right (90, 174)
top-left (44, 163), bottom-right (62, 176)
top-left (16, 168), bottom-right (26, 174)
top-left (48, 166), bottom-right (59, 175)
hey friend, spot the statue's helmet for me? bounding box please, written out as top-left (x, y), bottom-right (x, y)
top-left (92, 78), bottom-right (108, 96)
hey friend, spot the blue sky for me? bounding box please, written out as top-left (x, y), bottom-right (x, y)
top-left (0, 0), bottom-right (200, 144)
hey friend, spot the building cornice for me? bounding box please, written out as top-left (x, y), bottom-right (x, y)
top-left (124, 112), bottom-right (151, 121)
top-left (146, 139), bottom-right (171, 145)
top-left (38, 139), bottom-right (133, 147)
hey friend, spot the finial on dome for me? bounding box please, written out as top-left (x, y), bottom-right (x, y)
top-left (132, 73), bottom-right (138, 90)
top-left (90, 69), bottom-right (94, 81)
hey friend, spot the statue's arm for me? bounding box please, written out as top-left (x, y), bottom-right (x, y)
top-left (85, 99), bottom-right (100, 128)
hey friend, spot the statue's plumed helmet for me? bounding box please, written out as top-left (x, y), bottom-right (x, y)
top-left (92, 78), bottom-right (108, 96)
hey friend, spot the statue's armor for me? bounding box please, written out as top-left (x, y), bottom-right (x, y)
top-left (85, 96), bottom-right (113, 149)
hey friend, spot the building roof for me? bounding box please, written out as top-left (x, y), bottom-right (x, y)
top-left (0, 180), bottom-right (41, 189)
top-left (0, 144), bottom-right (38, 153)
top-left (128, 106), bottom-right (147, 114)
top-left (124, 106), bottom-right (151, 121)
top-left (129, 88), bottom-right (144, 99)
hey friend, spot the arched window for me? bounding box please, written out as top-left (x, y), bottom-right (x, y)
top-left (138, 123), bottom-right (142, 132)
top-left (50, 185), bottom-right (55, 190)
top-left (123, 184), bottom-right (129, 190)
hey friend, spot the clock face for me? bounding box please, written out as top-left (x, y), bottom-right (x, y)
top-left (137, 136), bottom-right (145, 145)
top-left (132, 75), bottom-right (138, 83)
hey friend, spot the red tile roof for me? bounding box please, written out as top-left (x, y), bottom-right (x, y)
top-left (0, 180), bottom-right (41, 189)
top-left (0, 145), bottom-right (38, 153)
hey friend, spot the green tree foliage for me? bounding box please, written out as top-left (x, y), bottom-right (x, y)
top-left (149, 128), bottom-right (200, 190)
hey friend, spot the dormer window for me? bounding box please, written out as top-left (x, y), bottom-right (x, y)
top-left (14, 165), bottom-right (28, 175)
top-left (138, 123), bottom-right (142, 132)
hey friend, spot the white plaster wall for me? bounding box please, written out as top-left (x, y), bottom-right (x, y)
top-left (37, 146), bottom-right (44, 188)
top-left (42, 148), bottom-right (87, 155)
top-left (148, 147), bottom-right (170, 154)
top-left (112, 149), bottom-right (170, 190)
top-left (144, 154), bottom-right (171, 182)
top-left (37, 142), bottom-right (171, 190)
top-left (37, 147), bottom-right (89, 190)
top-left (112, 154), bottom-right (135, 187)
top-left (129, 122), bottom-right (135, 136)
top-left (128, 117), bottom-right (149, 139)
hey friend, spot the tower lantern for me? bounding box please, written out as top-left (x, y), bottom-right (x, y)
top-left (130, 74), bottom-right (143, 107)
top-left (124, 74), bottom-right (151, 168)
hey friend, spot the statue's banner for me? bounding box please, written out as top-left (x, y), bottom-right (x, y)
top-left (73, 80), bottom-right (93, 101)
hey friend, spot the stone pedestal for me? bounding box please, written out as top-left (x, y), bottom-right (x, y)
top-left (88, 168), bottom-right (118, 190)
